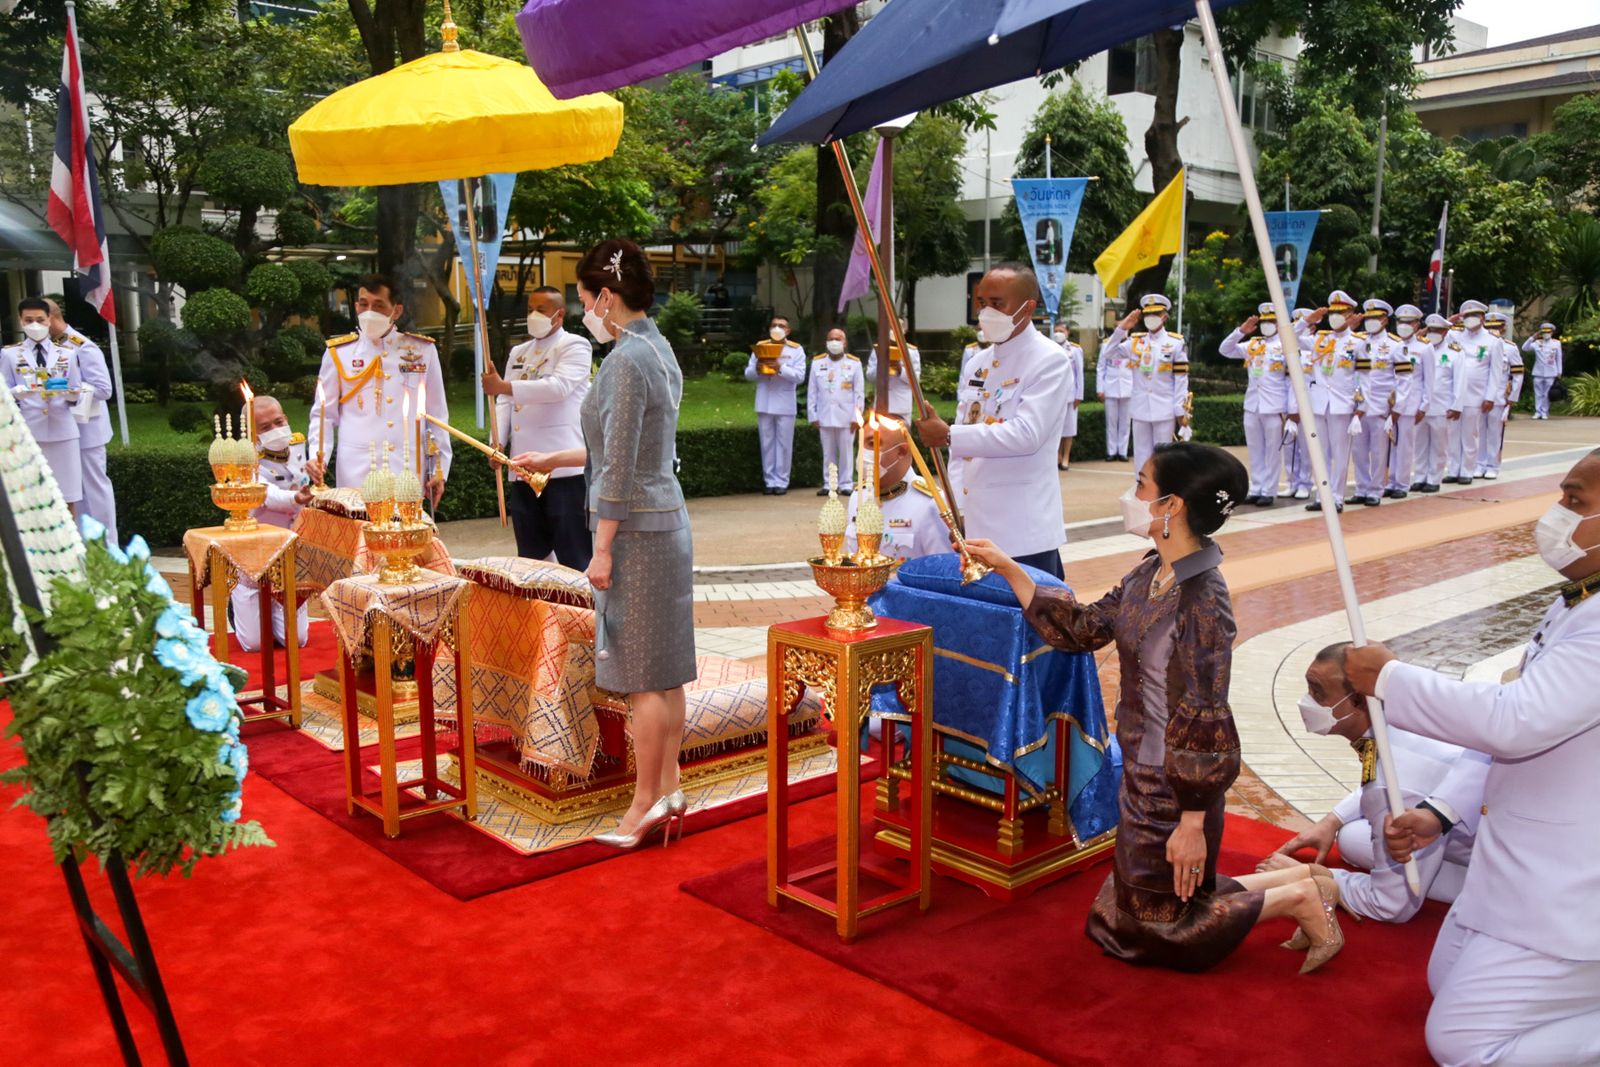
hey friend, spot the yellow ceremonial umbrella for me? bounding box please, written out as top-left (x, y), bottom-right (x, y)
top-left (287, 3), bottom-right (622, 523)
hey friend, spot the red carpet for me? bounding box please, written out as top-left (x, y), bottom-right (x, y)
top-left (241, 624), bottom-right (844, 900)
top-left (682, 815), bottom-right (1440, 1066)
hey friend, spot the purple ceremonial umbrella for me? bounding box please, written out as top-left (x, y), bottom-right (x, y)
top-left (516, 0), bottom-right (857, 99)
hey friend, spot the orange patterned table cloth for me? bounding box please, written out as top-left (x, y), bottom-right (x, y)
top-left (183, 525), bottom-right (297, 593)
top-left (323, 572), bottom-right (472, 659)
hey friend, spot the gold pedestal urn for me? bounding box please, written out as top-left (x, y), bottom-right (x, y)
top-left (208, 415), bottom-right (267, 531)
top-left (810, 462), bottom-right (899, 634)
top-left (361, 442), bottom-right (433, 585)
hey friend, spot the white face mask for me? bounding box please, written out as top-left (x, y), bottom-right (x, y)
top-left (1119, 486), bottom-right (1170, 539)
top-left (977, 305), bottom-right (1022, 345)
top-left (1396, 322), bottom-right (1416, 339)
top-left (258, 425), bottom-right (292, 453)
top-left (1051, 331), bottom-right (1067, 345)
top-left (1297, 692), bottom-right (1353, 736)
top-left (527, 311), bottom-right (555, 339)
top-left (1327, 313), bottom-right (1347, 332)
top-left (1143, 314), bottom-right (1165, 333)
top-left (1260, 321), bottom-right (1278, 337)
top-left (21, 321), bottom-right (49, 342)
top-left (1463, 315), bottom-right (1482, 331)
top-left (583, 293), bottom-right (614, 344)
top-left (358, 309), bottom-right (394, 341)
top-left (769, 326), bottom-right (787, 342)
top-left (1534, 503), bottom-right (1600, 572)
top-left (1364, 317), bottom-right (1384, 335)
top-left (825, 339), bottom-right (845, 356)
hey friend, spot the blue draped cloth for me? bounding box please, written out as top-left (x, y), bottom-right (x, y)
top-left (867, 554), bottom-right (1119, 841)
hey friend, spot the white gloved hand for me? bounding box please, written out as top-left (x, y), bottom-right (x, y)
top-left (1283, 419), bottom-right (1300, 440)
top-left (11, 384), bottom-right (31, 397)
top-left (72, 390), bottom-right (94, 423)
top-left (1176, 424), bottom-right (1194, 442)
top-left (1348, 415), bottom-right (1363, 437)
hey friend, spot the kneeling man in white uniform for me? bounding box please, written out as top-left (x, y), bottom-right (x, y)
top-left (1344, 448), bottom-right (1600, 1067)
top-left (231, 394), bottom-right (312, 653)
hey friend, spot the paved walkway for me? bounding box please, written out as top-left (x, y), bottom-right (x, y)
top-left (154, 416), bottom-right (1598, 829)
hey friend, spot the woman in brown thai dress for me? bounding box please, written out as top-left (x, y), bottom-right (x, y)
top-left (967, 443), bottom-right (1344, 974)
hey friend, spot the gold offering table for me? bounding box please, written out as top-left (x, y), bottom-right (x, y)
top-left (766, 616), bottom-right (933, 942)
top-left (182, 524), bottom-right (302, 728)
top-left (323, 572), bottom-right (477, 837)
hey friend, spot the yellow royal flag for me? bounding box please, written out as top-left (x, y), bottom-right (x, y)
top-left (1095, 168), bottom-right (1185, 294)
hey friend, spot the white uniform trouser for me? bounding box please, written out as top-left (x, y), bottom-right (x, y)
top-left (1353, 415), bottom-right (1393, 498)
top-left (1415, 415), bottom-right (1448, 486)
top-left (1316, 414), bottom-right (1355, 500)
top-left (1478, 405), bottom-right (1507, 474)
top-left (1425, 908), bottom-right (1600, 1067)
top-left (1284, 425), bottom-right (1312, 493)
top-left (1533, 376), bottom-right (1554, 418)
top-left (1386, 416), bottom-right (1418, 491)
top-left (818, 425), bottom-right (854, 490)
top-left (229, 576), bottom-right (309, 654)
top-left (1103, 397), bottom-right (1131, 457)
top-left (1242, 412), bottom-right (1283, 497)
top-left (1454, 407), bottom-right (1486, 478)
top-left (77, 442), bottom-right (117, 545)
top-left (1131, 417), bottom-right (1174, 475)
top-left (40, 439), bottom-right (83, 504)
top-left (1332, 818), bottom-right (1468, 922)
top-left (758, 412), bottom-right (796, 489)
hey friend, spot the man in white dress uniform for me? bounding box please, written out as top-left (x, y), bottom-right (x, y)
top-left (1523, 322), bottom-right (1562, 419)
top-left (1051, 326), bottom-right (1083, 471)
top-left (1412, 313), bottom-right (1456, 493)
top-left (917, 263), bottom-right (1068, 577)
top-left (1219, 301), bottom-right (1296, 505)
top-left (4, 297), bottom-right (83, 509)
top-left (807, 328), bottom-right (863, 495)
top-left (743, 314), bottom-right (807, 495)
top-left (1441, 299), bottom-right (1500, 484)
top-left (865, 317), bottom-right (922, 423)
top-left (46, 300), bottom-right (117, 542)
top-left (231, 395), bottom-right (312, 653)
top-left (1099, 294), bottom-right (1189, 476)
top-left (1344, 449), bottom-right (1600, 1066)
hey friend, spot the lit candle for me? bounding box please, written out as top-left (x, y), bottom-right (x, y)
top-left (855, 408), bottom-right (867, 492)
top-left (314, 381), bottom-right (326, 473)
top-left (402, 391), bottom-right (412, 472)
top-left (872, 412), bottom-right (882, 504)
top-left (240, 379), bottom-right (255, 443)
top-left (415, 378), bottom-right (426, 480)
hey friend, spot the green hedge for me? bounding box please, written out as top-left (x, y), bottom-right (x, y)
top-left (111, 396), bottom-right (1249, 546)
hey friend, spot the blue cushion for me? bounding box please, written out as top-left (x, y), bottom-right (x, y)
top-left (892, 551), bottom-right (1068, 608)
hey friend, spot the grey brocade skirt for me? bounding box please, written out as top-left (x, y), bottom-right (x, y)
top-left (596, 523), bottom-right (698, 694)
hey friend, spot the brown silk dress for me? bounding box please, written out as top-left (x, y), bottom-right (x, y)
top-left (1024, 541), bottom-right (1263, 972)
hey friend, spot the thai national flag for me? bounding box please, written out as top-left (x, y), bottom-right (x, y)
top-left (1423, 202), bottom-right (1448, 316)
top-left (46, 3), bottom-right (115, 324)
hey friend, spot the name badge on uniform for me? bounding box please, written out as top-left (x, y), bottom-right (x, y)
top-left (842, 379), bottom-right (854, 390)
top-left (889, 518), bottom-right (911, 529)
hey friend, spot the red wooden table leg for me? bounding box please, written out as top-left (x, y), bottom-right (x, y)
top-left (339, 648), bottom-right (361, 815)
top-left (258, 574), bottom-right (277, 709)
top-left (766, 633), bottom-right (790, 909)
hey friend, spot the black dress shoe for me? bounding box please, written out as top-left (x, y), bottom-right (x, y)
top-left (1306, 501), bottom-right (1323, 512)
top-left (1361, 496), bottom-right (1381, 506)
top-left (1389, 489), bottom-right (1408, 499)
top-left (1254, 495), bottom-right (1275, 507)
top-left (1409, 482), bottom-right (1424, 492)
top-left (1105, 456), bottom-right (1116, 463)
top-left (816, 488), bottom-right (829, 497)
top-left (763, 487), bottom-right (775, 495)
top-left (841, 488), bottom-right (852, 497)
top-left (775, 487), bottom-right (787, 495)
top-left (1419, 483), bottom-right (1440, 493)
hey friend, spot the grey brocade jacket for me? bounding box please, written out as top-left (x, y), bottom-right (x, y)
top-left (581, 317), bottom-right (687, 532)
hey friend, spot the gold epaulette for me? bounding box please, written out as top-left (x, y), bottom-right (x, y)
top-left (846, 353), bottom-right (860, 361)
top-left (327, 332), bottom-right (358, 348)
top-left (1388, 332), bottom-right (1403, 341)
top-left (1168, 333), bottom-right (1183, 341)
top-left (813, 353), bottom-right (829, 360)
top-left (289, 431), bottom-right (306, 445)
top-left (66, 333), bottom-right (87, 345)
top-left (911, 477), bottom-right (935, 497)
top-left (1316, 329), bottom-right (1333, 336)
top-left (401, 331), bottom-right (435, 345)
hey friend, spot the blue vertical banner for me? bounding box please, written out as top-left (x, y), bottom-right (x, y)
top-left (438, 171), bottom-right (517, 308)
top-left (1263, 209), bottom-right (1320, 311)
top-left (1010, 177), bottom-right (1088, 320)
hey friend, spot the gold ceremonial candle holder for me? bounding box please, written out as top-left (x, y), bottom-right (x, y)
top-left (363, 521), bottom-right (432, 584)
top-left (809, 555), bottom-right (900, 633)
top-left (210, 462), bottom-right (267, 532)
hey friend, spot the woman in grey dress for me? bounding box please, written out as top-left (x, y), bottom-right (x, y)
top-left (512, 239), bottom-right (697, 848)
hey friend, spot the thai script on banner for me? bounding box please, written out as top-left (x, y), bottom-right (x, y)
top-left (1010, 178), bottom-right (1088, 320)
top-left (1263, 210), bottom-right (1321, 312)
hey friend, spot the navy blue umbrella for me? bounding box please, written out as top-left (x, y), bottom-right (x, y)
top-left (759, 0), bottom-right (1247, 145)
top-left (760, 0), bottom-right (1427, 894)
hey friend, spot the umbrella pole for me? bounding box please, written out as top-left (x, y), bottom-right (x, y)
top-left (1193, 0), bottom-right (1420, 894)
top-left (463, 175), bottom-right (508, 528)
top-left (791, 28), bottom-right (963, 532)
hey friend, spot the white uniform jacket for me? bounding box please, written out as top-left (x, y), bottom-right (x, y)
top-left (1377, 588), bottom-right (1600, 960)
top-left (865, 344), bottom-right (922, 418)
top-left (308, 329), bottom-right (452, 489)
top-left (1357, 332), bottom-right (1405, 414)
top-left (3, 339), bottom-right (82, 443)
top-left (1522, 336), bottom-right (1563, 378)
top-left (1390, 338), bottom-right (1427, 417)
top-left (947, 326), bottom-right (1068, 557)
top-left (495, 328), bottom-right (592, 480)
top-left (60, 326), bottom-right (113, 449)
top-left (743, 341), bottom-right (807, 415)
top-left (1219, 330), bottom-right (1297, 415)
top-left (1446, 327), bottom-right (1501, 411)
top-left (1302, 328), bottom-right (1364, 416)
top-left (1101, 326), bottom-right (1187, 421)
top-left (807, 354), bottom-right (864, 427)
top-left (255, 440), bottom-right (310, 529)
top-left (845, 473), bottom-right (948, 561)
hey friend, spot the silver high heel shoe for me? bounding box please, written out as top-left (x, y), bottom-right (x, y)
top-left (593, 794), bottom-right (675, 849)
top-left (666, 789), bottom-right (687, 844)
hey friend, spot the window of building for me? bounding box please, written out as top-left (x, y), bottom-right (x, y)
top-left (965, 218), bottom-right (1006, 260)
top-left (1230, 51), bottom-right (1289, 135)
top-left (1461, 121), bottom-right (1529, 142)
top-left (1107, 36), bottom-right (1158, 96)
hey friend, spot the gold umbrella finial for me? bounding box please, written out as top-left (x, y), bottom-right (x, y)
top-left (440, 0), bottom-right (461, 52)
